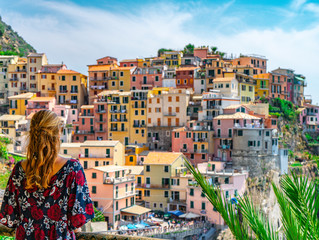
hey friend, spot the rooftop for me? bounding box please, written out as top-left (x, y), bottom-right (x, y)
top-left (213, 77), bottom-right (235, 83)
top-left (121, 205), bottom-right (151, 216)
top-left (8, 92), bottom-right (35, 100)
top-left (57, 69), bottom-right (82, 74)
top-left (28, 97), bottom-right (55, 102)
top-left (0, 115), bottom-right (25, 121)
top-left (81, 140), bottom-right (120, 147)
top-left (144, 152), bottom-right (183, 165)
top-left (125, 166), bottom-right (144, 175)
top-left (81, 105), bottom-right (94, 109)
top-left (60, 142), bottom-right (82, 148)
top-left (214, 112), bottom-right (260, 120)
top-left (93, 165), bottom-right (127, 172)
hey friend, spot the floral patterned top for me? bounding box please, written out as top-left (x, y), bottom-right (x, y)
top-left (0, 159), bottom-right (94, 240)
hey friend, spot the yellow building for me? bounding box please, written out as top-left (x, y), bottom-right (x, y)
top-left (37, 64), bottom-right (67, 97)
top-left (56, 69), bottom-right (88, 110)
top-left (0, 56), bottom-right (18, 104)
top-left (129, 90), bottom-right (148, 144)
top-left (125, 165), bottom-right (145, 203)
top-left (0, 115), bottom-right (26, 152)
top-left (7, 58), bottom-right (27, 97)
top-left (8, 92), bottom-right (36, 115)
top-left (99, 90), bottom-right (131, 145)
top-left (161, 51), bottom-right (182, 67)
top-left (117, 67), bottom-right (135, 91)
top-left (253, 73), bottom-right (270, 100)
top-left (143, 152), bottom-right (186, 211)
top-left (125, 144), bottom-right (149, 166)
top-left (236, 73), bottom-right (255, 104)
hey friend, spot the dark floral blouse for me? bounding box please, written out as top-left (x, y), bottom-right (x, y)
top-left (0, 159), bottom-right (94, 240)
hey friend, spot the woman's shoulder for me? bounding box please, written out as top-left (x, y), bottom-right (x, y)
top-left (66, 158), bottom-right (84, 172)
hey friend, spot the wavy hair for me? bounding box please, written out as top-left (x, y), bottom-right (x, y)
top-left (25, 110), bottom-right (61, 189)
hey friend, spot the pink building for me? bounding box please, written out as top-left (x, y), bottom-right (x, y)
top-left (96, 56), bottom-right (118, 65)
top-left (232, 55), bottom-right (267, 75)
top-left (26, 97), bottom-right (56, 115)
top-left (172, 121), bottom-right (214, 166)
top-left (120, 59), bottom-right (138, 67)
top-left (85, 165), bottom-right (151, 229)
top-left (193, 47), bottom-right (208, 59)
top-left (73, 105), bottom-right (95, 142)
top-left (299, 104), bottom-right (319, 131)
top-left (131, 67), bottom-right (163, 90)
top-left (186, 162), bottom-right (248, 225)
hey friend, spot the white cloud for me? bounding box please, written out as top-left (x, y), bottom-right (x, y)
top-left (1, 0), bottom-right (319, 104)
top-left (290, 0), bottom-right (307, 10)
top-left (304, 3), bottom-right (319, 15)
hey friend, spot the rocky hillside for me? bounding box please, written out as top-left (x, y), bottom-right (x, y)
top-left (0, 16), bottom-right (36, 56)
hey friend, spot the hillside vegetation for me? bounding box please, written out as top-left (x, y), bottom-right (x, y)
top-left (0, 16), bottom-right (36, 56)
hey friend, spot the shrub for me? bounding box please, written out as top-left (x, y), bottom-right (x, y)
top-left (91, 207), bottom-right (105, 222)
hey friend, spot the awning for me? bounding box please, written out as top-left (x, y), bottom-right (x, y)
top-left (179, 212), bottom-right (201, 219)
top-left (295, 76), bottom-right (304, 81)
top-left (121, 205), bottom-right (151, 216)
top-left (167, 210), bottom-right (184, 216)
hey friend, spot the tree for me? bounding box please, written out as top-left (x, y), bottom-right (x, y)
top-left (91, 207), bottom-right (105, 222)
top-left (183, 43), bottom-right (194, 54)
top-left (185, 158), bottom-right (319, 240)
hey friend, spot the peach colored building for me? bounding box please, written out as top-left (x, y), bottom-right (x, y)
top-left (131, 67), bottom-right (163, 90)
top-left (232, 55), bottom-right (267, 75)
top-left (172, 121), bottom-right (214, 166)
top-left (193, 47), bottom-right (208, 59)
top-left (73, 105), bottom-right (96, 142)
top-left (85, 165), bottom-right (151, 229)
top-left (175, 67), bottom-right (200, 90)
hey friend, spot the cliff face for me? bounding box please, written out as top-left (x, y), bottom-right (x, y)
top-left (0, 16), bottom-right (36, 56)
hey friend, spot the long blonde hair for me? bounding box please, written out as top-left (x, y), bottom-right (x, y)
top-left (25, 110), bottom-right (61, 189)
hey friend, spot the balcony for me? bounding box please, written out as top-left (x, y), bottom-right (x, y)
top-left (193, 138), bottom-right (207, 142)
top-left (141, 184), bottom-right (170, 189)
top-left (233, 123), bottom-right (264, 129)
top-left (59, 89), bottom-right (68, 93)
top-left (96, 129), bottom-right (106, 133)
top-left (48, 87), bottom-right (55, 91)
top-left (90, 85), bottom-right (106, 90)
top-left (9, 78), bottom-right (18, 81)
top-left (20, 87), bottom-right (27, 91)
top-left (111, 128), bottom-right (128, 132)
top-left (164, 112), bottom-right (177, 116)
top-left (213, 134), bottom-right (233, 139)
top-left (66, 100), bottom-right (78, 104)
top-left (70, 90), bottom-right (78, 94)
top-left (167, 198), bottom-right (187, 205)
top-left (133, 124), bottom-right (146, 128)
top-left (16, 127), bottom-right (28, 132)
top-left (27, 104), bottom-right (47, 109)
top-left (218, 144), bottom-right (232, 150)
top-left (75, 130), bottom-right (94, 134)
top-left (96, 119), bottom-right (106, 123)
top-left (15, 69), bottom-right (27, 72)
top-left (89, 76), bottom-right (111, 81)
top-left (131, 96), bottom-right (147, 101)
top-left (103, 176), bottom-right (135, 184)
top-left (110, 109), bottom-right (127, 113)
top-left (96, 109), bottom-right (107, 113)
top-left (193, 149), bottom-right (208, 153)
top-left (259, 85), bottom-right (268, 90)
top-left (202, 116), bottom-right (214, 121)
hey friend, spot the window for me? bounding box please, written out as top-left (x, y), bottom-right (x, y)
top-left (201, 192), bottom-right (205, 197)
top-left (144, 190), bottom-right (150, 197)
top-left (190, 201), bottom-right (194, 208)
top-left (116, 201), bottom-right (118, 210)
top-left (135, 110), bottom-right (138, 116)
top-left (92, 172), bottom-right (97, 179)
top-left (266, 131), bottom-right (270, 136)
top-left (120, 71), bottom-right (124, 77)
top-left (201, 202), bottom-right (206, 210)
top-left (176, 107), bottom-right (179, 113)
top-left (164, 191), bottom-right (169, 198)
top-left (217, 120), bottom-right (221, 125)
top-left (112, 81), bottom-right (115, 86)
top-left (242, 85), bottom-right (246, 91)
top-left (63, 149), bottom-right (67, 154)
top-left (62, 76), bottom-right (65, 81)
top-left (164, 166), bottom-right (169, 172)
top-left (120, 81), bottom-right (124, 86)
top-left (129, 156), bottom-right (134, 162)
top-left (95, 161), bottom-right (99, 167)
top-left (168, 96), bottom-right (172, 102)
top-left (132, 76), bottom-right (136, 82)
top-left (249, 86), bottom-right (253, 92)
top-left (155, 76), bottom-right (159, 81)
top-left (92, 186), bottom-right (96, 194)
top-left (146, 165), bottom-right (150, 172)
top-left (238, 130), bottom-right (243, 136)
top-left (225, 177), bottom-right (229, 184)
top-left (190, 188), bottom-right (194, 196)
top-left (174, 132), bottom-right (180, 138)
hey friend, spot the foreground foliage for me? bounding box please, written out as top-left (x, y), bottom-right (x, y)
top-left (185, 159), bottom-right (319, 240)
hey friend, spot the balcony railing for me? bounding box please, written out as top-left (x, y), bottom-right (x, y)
top-left (104, 176), bottom-right (135, 184)
top-left (96, 109), bottom-right (107, 113)
top-left (111, 128), bottom-right (128, 132)
top-left (20, 87), bottom-right (28, 91)
top-left (27, 105), bottom-right (47, 109)
top-left (193, 149), bottom-right (208, 153)
top-left (75, 130), bottom-right (94, 134)
top-left (90, 85), bottom-right (106, 89)
top-left (15, 69), bottom-right (27, 72)
top-left (193, 138), bottom-right (207, 142)
top-left (110, 109), bottom-right (127, 113)
top-left (90, 76), bottom-right (111, 81)
top-left (141, 184), bottom-right (170, 189)
top-left (59, 89), bottom-right (68, 93)
top-left (164, 112), bottom-right (177, 116)
top-left (96, 129), bottom-right (106, 133)
top-left (9, 78), bottom-right (18, 81)
top-left (70, 90), bottom-right (78, 94)
top-left (133, 124), bottom-right (146, 128)
top-left (218, 144), bottom-right (232, 150)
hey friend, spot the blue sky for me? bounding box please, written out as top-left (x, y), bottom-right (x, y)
top-left (1, 0), bottom-right (319, 103)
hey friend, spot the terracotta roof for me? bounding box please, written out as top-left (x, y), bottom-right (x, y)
top-left (81, 105), bottom-right (94, 109)
top-left (223, 104), bottom-right (246, 110)
top-left (81, 140), bottom-right (119, 147)
top-left (96, 56), bottom-right (117, 61)
top-left (125, 166), bottom-right (144, 175)
top-left (120, 59), bottom-right (138, 62)
top-left (144, 152), bottom-right (183, 165)
top-left (29, 97), bottom-right (55, 102)
top-left (88, 64), bottom-right (116, 72)
top-left (213, 77), bottom-right (235, 82)
top-left (8, 92), bottom-right (34, 99)
top-left (121, 205), bottom-right (151, 215)
top-left (60, 142), bottom-right (82, 148)
top-left (57, 69), bottom-right (81, 74)
top-left (176, 67), bottom-right (199, 71)
top-left (214, 112), bottom-right (260, 120)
